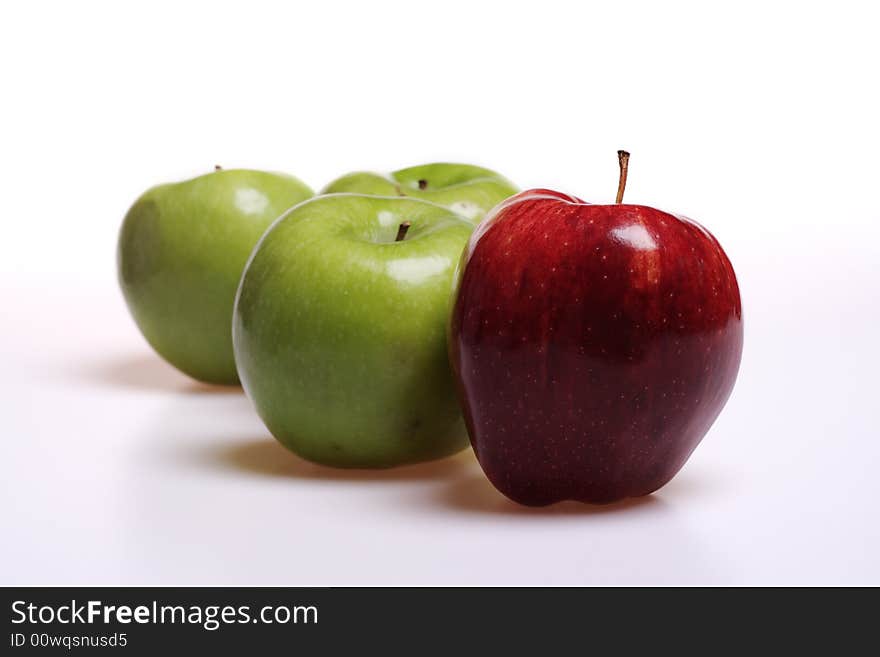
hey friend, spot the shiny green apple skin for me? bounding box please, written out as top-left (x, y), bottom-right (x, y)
top-left (233, 194), bottom-right (473, 467)
top-left (118, 169), bottom-right (313, 385)
top-left (321, 163), bottom-right (517, 223)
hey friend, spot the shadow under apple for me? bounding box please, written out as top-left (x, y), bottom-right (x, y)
top-left (430, 465), bottom-right (665, 517)
top-left (80, 353), bottom-right (241, 395)
top-left (205, 437), bottom-right (477, 482)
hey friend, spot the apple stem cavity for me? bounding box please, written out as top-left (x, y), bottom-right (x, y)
top-left (615, 150), bottom-right (630, 204)
top-left (418, 179), bottom-right (428, 190)
top-left (395, 221), bottom-right (412, 242)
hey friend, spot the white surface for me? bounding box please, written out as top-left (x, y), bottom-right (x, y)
top-left (1, 1), bottom-right (879, 585)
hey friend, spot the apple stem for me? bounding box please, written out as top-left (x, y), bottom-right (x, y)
top-left (615, 150), bottom-right (630, 204)
top-left (395, 221), bottom-right (412, 242)
top-left (214, 165), bottom-right (223, 171)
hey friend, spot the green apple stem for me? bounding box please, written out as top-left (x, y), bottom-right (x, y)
top-left (615, 150), bottom-right (630, 204)
top-left (395, 221), bottom-right (412, 242)
top-left (214, 165), bottom-right (223, 171)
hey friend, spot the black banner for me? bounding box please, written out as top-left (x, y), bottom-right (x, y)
top-left (1, 587), bottom-right (874, 653)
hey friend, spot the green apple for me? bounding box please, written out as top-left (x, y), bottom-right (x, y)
top-left (118, 168), bottom-right (313, 384)
top-left (233, 193), bottom-right (473, 467)
top-left (321, 162), bottom-right (517, 223)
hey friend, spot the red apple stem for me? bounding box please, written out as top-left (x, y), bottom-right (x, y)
top-left (615, 150), bottom-right (630, 204)
top-left (395, 221), bottom-right (412, 242)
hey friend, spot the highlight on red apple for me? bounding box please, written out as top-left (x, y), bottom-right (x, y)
top-left (448, 151), bottom-right (743, 506)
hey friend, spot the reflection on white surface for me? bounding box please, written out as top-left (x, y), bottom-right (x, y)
top-left (385, 255), bottom-right (450, 285)
top-left (235, 188), bottom-right (270, 215)
top-left (610, 223), bottom-right (657, 251)
top-left (2, 263), bottom-right (880, 584)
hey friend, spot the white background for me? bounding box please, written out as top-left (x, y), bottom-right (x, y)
top-left (1, 1), bottom-right (878, 585)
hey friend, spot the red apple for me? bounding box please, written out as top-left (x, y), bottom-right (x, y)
top-left (448, 152), bottom-right (743, 505)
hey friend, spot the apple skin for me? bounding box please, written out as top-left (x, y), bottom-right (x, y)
top-left (118, 169), bottom-right (313, 384)
top-left (233, 193), bottom-right (474, 468)
top-left (322, 163), bottom-right (518, 223)
top-left (448, 189), bottom-right (743, 505)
